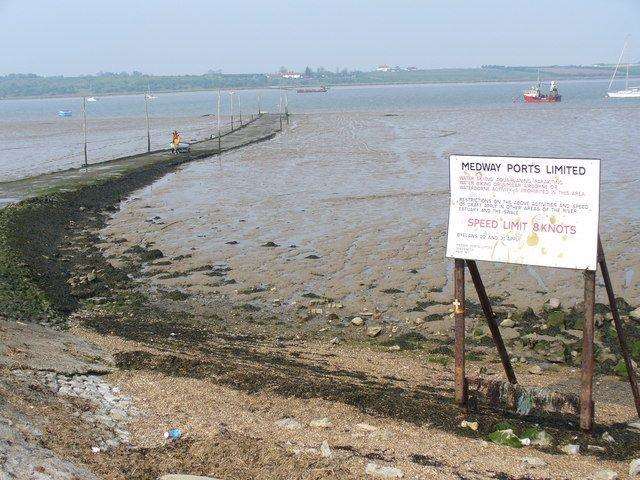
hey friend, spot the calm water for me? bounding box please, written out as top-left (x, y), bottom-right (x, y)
top-left (1, 78), bottom-right (639, 181)
top-left (100, 79), bottom-right (640, 316)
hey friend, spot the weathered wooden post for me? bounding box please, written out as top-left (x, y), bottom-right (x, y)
top-left (217, 89), bottom-right (221, 153)
top-left (580, 269), bottom-right (596, 430)
top-left (82, 96), bottom-right (88, 167)
top-left (229, 91), bottom-right (234, 130)
top-left (454, 258), bottom-right (467, 408)
top-left (144, 92), bottom-right (151, 152)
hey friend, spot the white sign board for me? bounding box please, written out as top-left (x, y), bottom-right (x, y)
top-left (446, 155), bottom-right (600, 270)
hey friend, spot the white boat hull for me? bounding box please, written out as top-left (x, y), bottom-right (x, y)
top-left (607, 89), bottom-right (640, 98)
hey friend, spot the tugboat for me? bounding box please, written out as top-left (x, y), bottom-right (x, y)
top-left (296, 85), bottom-right (328, 94)
top-left (523, 71), bottom-right (561, 103)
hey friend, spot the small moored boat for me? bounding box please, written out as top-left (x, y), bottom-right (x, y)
top-left (523, 70), bottom-right (561, 103)
top-left (297, 85), bottom-right (328, 94)
top-left (57, 110), bottom-right (72, 117)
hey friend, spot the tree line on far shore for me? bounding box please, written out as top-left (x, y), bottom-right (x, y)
top-left (0, 65), bottom-right (633, 99)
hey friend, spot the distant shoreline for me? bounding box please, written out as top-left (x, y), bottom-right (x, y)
top-left (0, 74), bottom-right (634, 102)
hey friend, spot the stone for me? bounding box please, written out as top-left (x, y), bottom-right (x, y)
top-left (351, 317), bottom-right (364, 326)
top-left (559, 444), bottom-right (580, 455)
top-left (529, 429), bottom-right (552, 448)
top-left (629, 307), bottom-right (640, 320)
top-left (367, 326), bottom-right (383, 337)
top-left (521, 457), bottom-right (548, 468)
top-left (309, 417), bottom-right (333, 428)
top-left (528, 365), bottom-right (543, 375)
top-left (587, 445), bottom-right (606, 453)
top-left (500, 327), bottom-right (520, 341)
top-left (275, 418), bottom-right (302, 430)
top-left (548, 298), bottom-right (561, 309)
top-left (365, 462), bottom-right (404, 478)
top-left (320, 440), bottom-right (332, 458)
top-left (630, 459), bottom-right (640, 477)
top-left (591, 470), bottom-right (618, 480)
top-left (500, 319), bottom-right (515, 328)
top-left (388, 345), bottom-right (401, 351)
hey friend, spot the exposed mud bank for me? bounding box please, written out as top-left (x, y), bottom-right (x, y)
top-left (0, 155), bottom-right (188, 324)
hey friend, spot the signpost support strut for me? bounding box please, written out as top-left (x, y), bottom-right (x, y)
top-left (466, 260), bottom-right (517, 384)
top-left (598, 238), bottom-right (640, 417)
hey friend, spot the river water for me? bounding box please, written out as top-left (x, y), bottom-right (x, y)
top-left (95, 79), bottom-right (640, 318)
top-left (1, 78), bottom-right (638, 180)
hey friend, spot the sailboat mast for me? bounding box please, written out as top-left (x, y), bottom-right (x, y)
top-left (608, 35), bottom-right (629, 92)
top-left (627, 62), bottom-right (630, 90)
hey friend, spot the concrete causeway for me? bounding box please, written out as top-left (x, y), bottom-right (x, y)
top-left (0, 113), bottom-right (282, 207)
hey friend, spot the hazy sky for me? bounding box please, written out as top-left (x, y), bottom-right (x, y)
top-left (1, 0), bottom-right (639, 76)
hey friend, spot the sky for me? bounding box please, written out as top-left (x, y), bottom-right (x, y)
top-left (1, 0), bottom-right (639, 76)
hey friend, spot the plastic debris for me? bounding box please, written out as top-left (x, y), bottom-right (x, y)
top-left (164, 428), bottom-right (182, 440)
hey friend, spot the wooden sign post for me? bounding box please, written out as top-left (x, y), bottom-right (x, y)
top-left (446, 155), bottom-right (640, 431)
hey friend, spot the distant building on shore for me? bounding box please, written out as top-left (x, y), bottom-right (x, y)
top-left (268, 70), bottom-right (303, 79)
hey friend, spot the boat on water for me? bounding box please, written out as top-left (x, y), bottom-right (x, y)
top-left (606, 35), bottom-right (640, 98)
top-left (86, 96), bottom-right (98, 102)
top-left (523, 70), bottom-right (561, 103)
top-left (145, 82), bottom-right (157, 100)
top-left (57, 110), bottom-right (72, 117)
top-left (297, 85), bottom-right (328, 94)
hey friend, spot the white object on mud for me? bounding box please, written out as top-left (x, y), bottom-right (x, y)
top-left (630, 458), bottom-right (640, 477)
top-left (559, 444), bottom-right (580, 455)
top-left (601, 431), bottom-right (615, 443)
top-left (365, 462), bottom-right (404, 478)
top-left (320, 440), bottom-right (332, 458)
top-left (164, 428), bottom-right (182, 440)
top-left (460, 420), bottom-right (478, 431)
